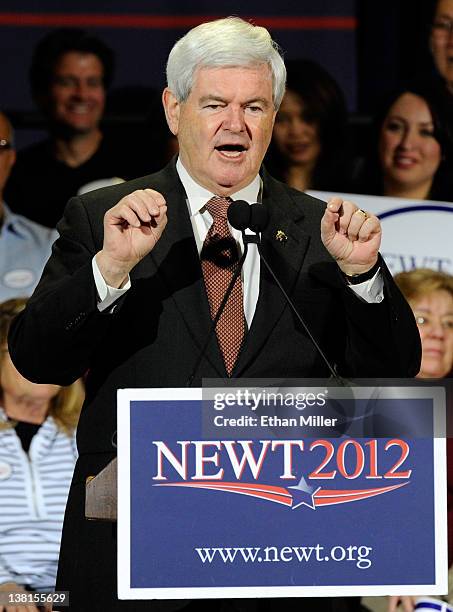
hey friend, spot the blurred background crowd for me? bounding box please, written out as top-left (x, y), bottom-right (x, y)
top-left (2, 1), bottom-right (453, 233)
top-left (0, 1), bottom-right (452, 611)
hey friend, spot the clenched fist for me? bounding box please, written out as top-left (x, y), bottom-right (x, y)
top-left (96, 188), bottom-right (167, 287)
top-left (321, 197), bottom-right (381, 276)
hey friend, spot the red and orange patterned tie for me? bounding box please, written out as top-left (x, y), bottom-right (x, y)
top-left (201, 196), bottom-right (245, 375)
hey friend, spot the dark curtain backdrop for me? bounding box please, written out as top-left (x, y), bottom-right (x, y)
top-left (0, 0), bottom-right (438, 148)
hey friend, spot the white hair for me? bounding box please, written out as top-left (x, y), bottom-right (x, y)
top-left (166, 17), bottom-right (286, 110)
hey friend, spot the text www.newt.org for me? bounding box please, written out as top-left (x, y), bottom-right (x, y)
top-left (195, 544), bottom-right (373, 569)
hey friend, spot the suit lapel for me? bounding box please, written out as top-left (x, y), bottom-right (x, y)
top-left (133, 162), bottom-right (226, 378)
top-left (234, 172), bottom-right (312, 376)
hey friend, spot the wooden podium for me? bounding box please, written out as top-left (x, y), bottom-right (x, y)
top-left (85, 458), bottom-right (117, 521)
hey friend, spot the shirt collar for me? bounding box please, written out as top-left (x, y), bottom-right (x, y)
top-left (176, 157), bottom-right (261, 217)
top-left (0, 204), bottom-right (25, 238)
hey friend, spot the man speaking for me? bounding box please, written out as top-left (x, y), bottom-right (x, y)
top-left (8, 16), bottom-right (420, 612)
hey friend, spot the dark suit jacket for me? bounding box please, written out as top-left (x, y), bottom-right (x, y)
top-left (8, 159), bottom-right (421, 611)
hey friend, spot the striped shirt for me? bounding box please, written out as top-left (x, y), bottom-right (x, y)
top-left (0, 408), bottom-right (77, 591)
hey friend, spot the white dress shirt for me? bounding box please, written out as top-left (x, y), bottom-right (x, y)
top-left (92, 159), bottom-right (383, 316)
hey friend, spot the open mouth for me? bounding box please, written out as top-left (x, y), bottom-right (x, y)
top-left (215, 144), bottom-right (247, 158)
top-left (68, 105), bottom-right (93, 115)
top-left (393, 155), bottom-right (417, 168)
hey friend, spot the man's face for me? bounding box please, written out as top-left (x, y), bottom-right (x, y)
top-left (164, 64), bottom-right (276, 195)
top-left (49, 51), bottom-right (105, 134)
top-left (0, 114), bottom-right (15, 198)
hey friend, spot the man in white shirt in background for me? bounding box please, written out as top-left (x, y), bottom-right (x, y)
top-left (0, 112), bottom-right (57, 301)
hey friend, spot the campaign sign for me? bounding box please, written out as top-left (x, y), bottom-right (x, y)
top-left (117, 386), bottom-right (447, 599)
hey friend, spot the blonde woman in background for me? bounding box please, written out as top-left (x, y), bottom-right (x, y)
top-left (396, 269), bottom-right (453, 380)
top-left (0, 298), bottom-right (84, 612)
top-left (363, 268), bottom-right (453, 611)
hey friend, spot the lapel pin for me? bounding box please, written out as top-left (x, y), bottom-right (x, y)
top-left (275, 230), bottom-right (288, 243)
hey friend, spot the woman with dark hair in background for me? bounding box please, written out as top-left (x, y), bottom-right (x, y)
top-left (265, 59), bottom-right (352, 192)
top-left (353, 84), bottom-right (453, 201)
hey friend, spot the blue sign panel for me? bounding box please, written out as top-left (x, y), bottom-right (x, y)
top-left (117, 387), bottom-right (447, 599)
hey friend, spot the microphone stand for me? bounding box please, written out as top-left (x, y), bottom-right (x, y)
top-left (253, 234), bottom-right (347, 386)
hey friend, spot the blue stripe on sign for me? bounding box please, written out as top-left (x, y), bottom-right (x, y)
top-left (379, 205), bottom-right (453, 220)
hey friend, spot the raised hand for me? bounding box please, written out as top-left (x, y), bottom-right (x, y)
top-left (321, 197), bottom-right (381, 276)
top-left (96, 189), bottom-right (167, 287)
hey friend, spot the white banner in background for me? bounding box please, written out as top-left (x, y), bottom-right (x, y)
top-left (309, 191), bottom-right (453, 275)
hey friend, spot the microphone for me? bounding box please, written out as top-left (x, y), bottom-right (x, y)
top-left (226, 199), bottom-right (250, 230)
top-left (227, 200), bottom-right (268, 245)
top-left (248, 202), bottom-right (269, 233)
top-left (228, 202), bottom-right (344, 384)
top-left (186, 200), bottom-right (251, 386)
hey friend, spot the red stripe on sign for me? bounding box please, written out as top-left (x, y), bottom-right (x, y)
top-left (0, 13), bottom-right (356, 30)
top-left (154, 482), bottom-right (293, 505)
top-left (314, 482), bottom-right (409, 506)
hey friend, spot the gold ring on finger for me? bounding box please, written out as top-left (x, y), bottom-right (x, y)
top-left (356, 208), bottom-right (369, 219)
